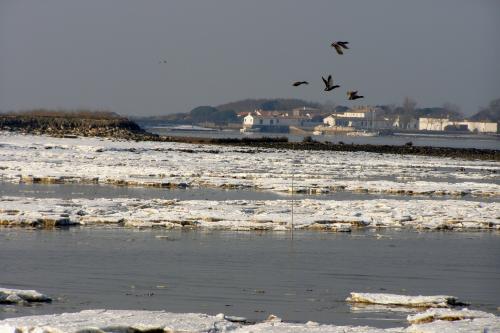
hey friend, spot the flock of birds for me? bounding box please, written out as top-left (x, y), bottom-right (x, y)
top-left (293, 40), bottom-right (364, 101)
top-left (159, 40), bottom-right (364, 101)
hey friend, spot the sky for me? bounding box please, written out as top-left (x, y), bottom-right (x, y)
top-left (1, 0), bottom-right (499, 116)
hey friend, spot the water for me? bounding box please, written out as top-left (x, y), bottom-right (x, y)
top-left (0, 228), bottom-right (499, 328)
top-left (1, 182), bottom-right (496, 203)
top-left (147, 128), bottom-right (500, 150)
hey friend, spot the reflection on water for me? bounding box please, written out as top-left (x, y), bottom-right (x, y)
top-left (0, 229), bottom-right (499, 328)
top-left (147, 128), bottom-right (500, 150)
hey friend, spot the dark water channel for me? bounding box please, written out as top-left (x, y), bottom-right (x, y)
top-left (0, 228), bottom-right (499, 328)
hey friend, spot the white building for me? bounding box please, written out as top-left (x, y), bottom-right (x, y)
top-left (465, 121), bottom-right (498, 133)
top-left (323, 106), bottom-right (393, 130)
top-left (418, 118), bottom-right (497, 133)
top-left (418, 118), bottom-right (451, 131)
top-left (243, 113), bottom-right (284, 127)
top-left (242, 110), bottom-right (322, 132)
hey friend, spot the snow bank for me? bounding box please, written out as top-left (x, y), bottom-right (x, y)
top-left (346, 292), bottom-right (463, 308)
top-left (1, 133), bottom-right (498, 198)
top-left (1, 197), bottom-right (498, 231)
top-left (0, 288), bottom-right (51, 304)
top-left (0, 310), bottom-right (240, 333)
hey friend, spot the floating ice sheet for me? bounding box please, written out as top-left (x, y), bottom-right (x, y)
top-left (1, 133), bottom-right (498, 198)
top-left (1, 197), bottom-right (498, 231)
top-left (0, 288), bottom-right (51, 304)
top-left (0, 309), bottom-right (498, 333)
top-left (406, 308), bottom-right (500, 333)
top-left (346, 292), bottom-right (463, 308)
top-left (0, 310), bottom-right (240, 333)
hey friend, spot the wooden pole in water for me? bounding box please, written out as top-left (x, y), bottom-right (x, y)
top-left (291, 141), bottom-right (294, 238)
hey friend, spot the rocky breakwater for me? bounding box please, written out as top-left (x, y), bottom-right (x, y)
top-left (0, 111), bottom-right (154, 140)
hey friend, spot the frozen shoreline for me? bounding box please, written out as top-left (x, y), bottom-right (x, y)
top-left (0, 196), bottom-right (498, 231)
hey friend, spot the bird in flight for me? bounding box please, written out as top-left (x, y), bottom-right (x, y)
top-left (293, 81), bottom-right (309, 86)
top-left (159, 60), bottom-right (167, 64)
top-left (322, 75), bottom-right (340, 91)
top-left (331, 41), bottom-right (349, 55)
top-left (347, 90), bottom-right (364, 100)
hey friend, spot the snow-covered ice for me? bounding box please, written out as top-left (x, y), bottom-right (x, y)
top-left (0, 310), bottom-right (240, 333)
top-left (1, 196), bottom-right (498, 230)
top-left (1, 132), bottom-right (498, 198)
top-left (407, 307), bottom-right (496, 324)
top-left (0, 288), bottom-right (51, 304)
top-left (0, 308), bottom-right (498, 333)
top-left (405, 308), bottom-right (500, 333)
top-left (346, 293), bottom-right (463, 308)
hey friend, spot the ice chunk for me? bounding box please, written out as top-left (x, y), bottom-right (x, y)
top-left (346, 292), bottom-right (464, 308)
top-left (0, 288), bottom-right (51, 304)
top-left (406, 308), bottom-right (500, 333)
top-left (407, 308), bottom-right (495, 324)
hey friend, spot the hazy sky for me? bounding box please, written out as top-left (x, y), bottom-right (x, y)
top-left (1, 0), bottom-right (499, 116)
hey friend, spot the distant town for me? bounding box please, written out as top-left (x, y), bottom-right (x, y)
top-left (135, 98), bottom-right (500, 136)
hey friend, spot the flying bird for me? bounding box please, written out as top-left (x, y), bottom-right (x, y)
top-left (159, 60), bottom-right (167, 64)
top-left (347, 90), bottom-right (364, 100)
top-left (331, 41), bottom-right (349, 55)
top-left (322, 75), bottom-right (340, 91)
top-left (293, 81), bottom-right (309, 86)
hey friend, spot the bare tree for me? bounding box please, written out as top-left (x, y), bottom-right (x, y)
top-left (403, 97), bottom-right (417, 114)
top-left (442, 102), bottom-right (463, 119)
top-left (399, 97), bottom-right (417, 129)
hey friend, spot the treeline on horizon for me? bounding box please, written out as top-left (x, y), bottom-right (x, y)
top-left (0, 109), bottom-right (123, 120)
top-left (135, 97), bottom-right (500, 125)
top-left (2, 97), bottom-right (499, 124)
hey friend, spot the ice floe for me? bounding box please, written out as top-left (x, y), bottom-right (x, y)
top-left (0, 288), bottom-right (51, 304)
top-left (407, 307), bottom-right (496, 324)
top-left (405, 308), bottom-right (500, 333)
top-left (0, 308), bottom-right (498, 333)
top-left (1, 133), bottom-right (498, 198)
top-left (346, 292), bottom-right (464, 308)
top-left (0, 197), bottom-right (498, 231)
top-left (0, 310), bottom-right (240, 333)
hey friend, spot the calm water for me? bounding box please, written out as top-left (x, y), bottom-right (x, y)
top-left (147, 128), bottom-right (500, 150)
top-left (1, 182), bottom-right (496, 202)
top-left (0, 228), bottom-right (499, 328)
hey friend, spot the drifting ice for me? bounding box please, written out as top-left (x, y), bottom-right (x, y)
top-left (0, 308), bottom-right (499, 333)
top-left (0, 288), bottom-right (51, 304)
top-left (346, 292), bottom-right (464, 308)
top-left (0, 197), bottom-right (498, 231)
